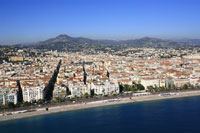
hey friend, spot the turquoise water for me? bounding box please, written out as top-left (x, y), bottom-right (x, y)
top-left (0, 96), bottom-right (200, 133)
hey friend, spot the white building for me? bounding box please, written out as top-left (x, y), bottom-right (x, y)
top-left (7, 93), bottom-right (17, 104)
top-left (23, 87), bottom-right (43, 102)
top-left (67, 82), bottom-right (90, 97)
top-left (140, 78), bottom-right (160, 90)
top-left (53, 85), bottom-right (67, 98)
top-left (91, 81), bottom-right (119, 95)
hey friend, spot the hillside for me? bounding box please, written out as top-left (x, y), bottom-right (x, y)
top-left (1, 34), bottom-right (197, 51)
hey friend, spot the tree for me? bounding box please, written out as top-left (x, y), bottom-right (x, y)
top-left (182, 84), bottom-right (189, 90)
top-left (8, 102), bottom-right (16, 109)
top-left (37, 99), bottom-right (44, 104)
top-left (52, 97), bottom-right (66, 103)
top-left (83, 93), bottom-right (90, 99)
top-left (147, 86), bottom-right (155, 92)
top-left (123, 84), bottom-right (129, 91)
top-left (23, 101), bottom-right (31, 107)
top-left (102, 89), bottom-right (105, 95)
top-left (136, 84), bottom-right (145, 90)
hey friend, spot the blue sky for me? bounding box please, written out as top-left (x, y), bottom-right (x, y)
top-left (0, 0), bottom-right (200, 44)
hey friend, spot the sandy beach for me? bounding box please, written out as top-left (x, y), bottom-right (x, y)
top-left (1, 90), bottom-right (200, 122)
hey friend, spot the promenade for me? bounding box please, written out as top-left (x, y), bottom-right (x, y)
top-left (1, 90), bottom-right (200, 122)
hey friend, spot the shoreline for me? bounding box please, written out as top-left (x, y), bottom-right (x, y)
top-left (1, 90), bottom-right (200, 123)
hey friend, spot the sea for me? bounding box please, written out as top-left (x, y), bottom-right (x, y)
top-left (0, 96), bottom-right (200, 133)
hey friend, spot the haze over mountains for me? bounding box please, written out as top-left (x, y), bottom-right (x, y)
top-left (174, 38), bottom-right (200, 45)
top-left (1, 34), bottom-right (200, 51)
top-left (33, 34), bottom-right (200, 51)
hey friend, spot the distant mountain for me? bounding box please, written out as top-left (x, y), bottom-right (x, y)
top-left (175, 38), bottom-right (200, 45)
top-left (34, 34), bottom-right (104, 51)
top-left (2, 34), bottom-right (198, 51)
top-left (120, 37), bottom-right (187, 48)
top-left (34, 34), bottom-right (193, 51)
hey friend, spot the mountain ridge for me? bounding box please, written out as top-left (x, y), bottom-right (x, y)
top-left (1, 34), bottom-right (199, 51)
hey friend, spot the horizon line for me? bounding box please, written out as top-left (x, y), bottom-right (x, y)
top-left (1, 34), bottom-right (200, 45)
